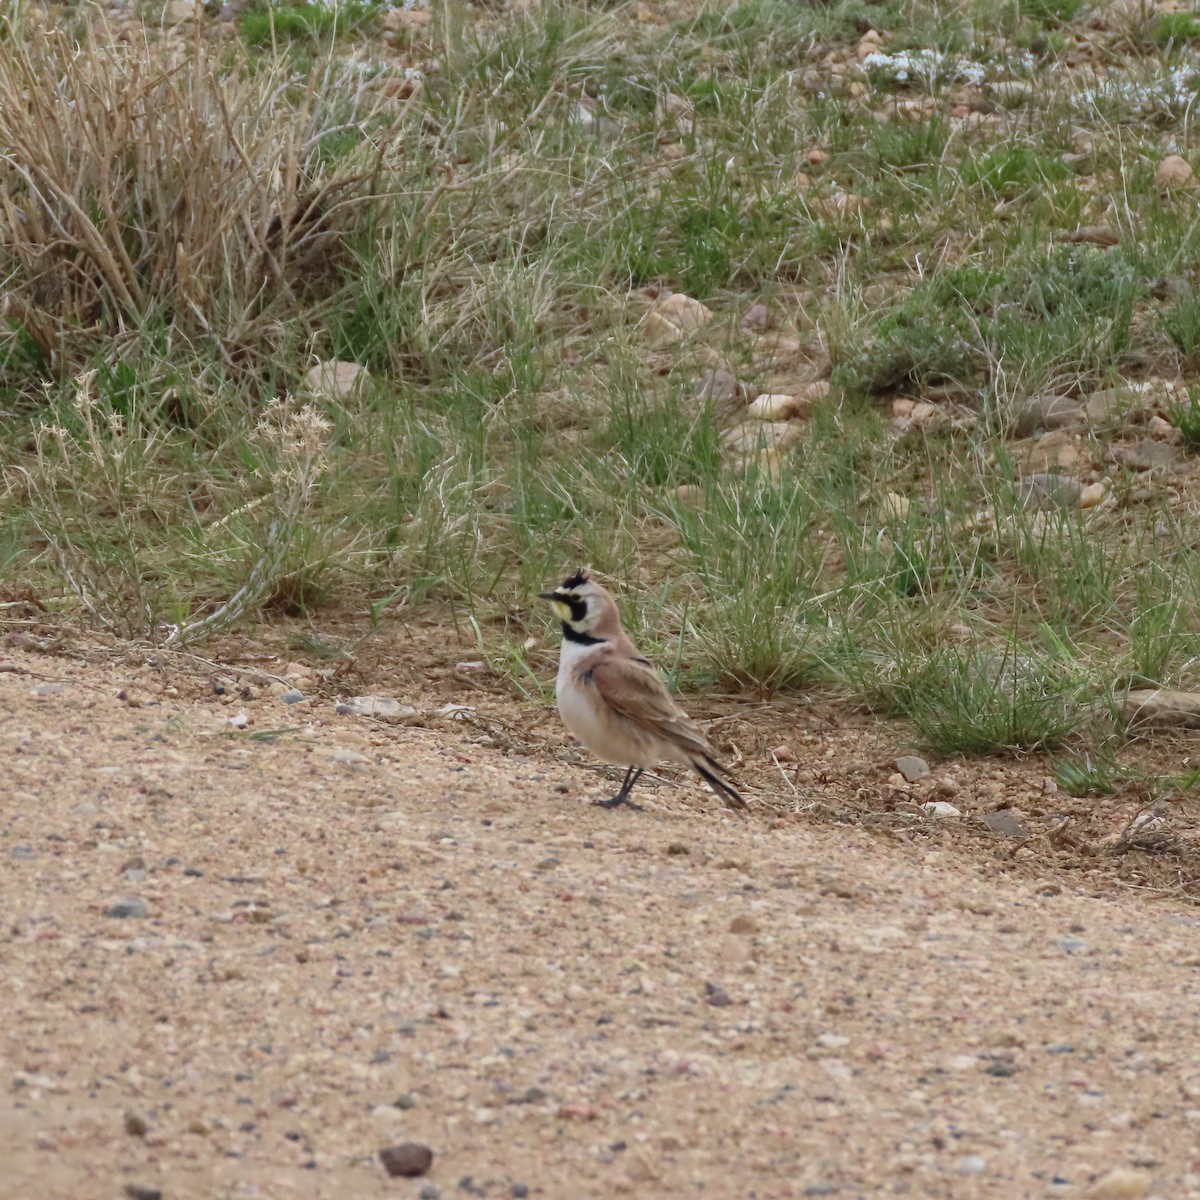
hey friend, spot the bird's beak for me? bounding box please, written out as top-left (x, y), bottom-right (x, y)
top-left (537, 591), bottom-right (561, 602)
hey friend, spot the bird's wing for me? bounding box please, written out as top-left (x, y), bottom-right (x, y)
top-left (584, 657), bottom-right (715, 760)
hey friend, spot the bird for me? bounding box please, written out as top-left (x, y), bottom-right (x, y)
top-left (537, 569), bottom-right (748, 812)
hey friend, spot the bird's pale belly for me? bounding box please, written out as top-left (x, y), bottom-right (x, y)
top-left (555, 669), bottom-right (657, 767)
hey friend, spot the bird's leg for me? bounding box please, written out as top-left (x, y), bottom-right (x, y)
top-left (596, 766), bottom-right (645, 810)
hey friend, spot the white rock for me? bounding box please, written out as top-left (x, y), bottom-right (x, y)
top-left (746, 393), bottom-right (804, 421)
top-left (922, 801), bottom-right (962, 819)
top-left (816, 1033), bottom-right (850, 1049)
top-left (723, 420), bottom-right (804, 456)
top-left (1155, 154), bottom-right (1194, 190)
top-left (304, 360), bottom-right (368, 401)
top-left (340, 696), bottom-right (419, 722)
top-left (1087, 1168), bottom-right (1152, 1199)
top-left (643, 293), bottom-right (714, 346)
top-left (880, 492), bottom-right (910, 521)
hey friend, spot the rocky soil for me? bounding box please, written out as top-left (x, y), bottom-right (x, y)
top-left (3, 639), bottom-right (1200, 1200)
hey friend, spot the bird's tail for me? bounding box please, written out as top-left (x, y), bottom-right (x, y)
top-left (693, 756), bottom-right (749, 812)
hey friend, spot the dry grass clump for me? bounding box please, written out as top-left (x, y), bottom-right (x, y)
top-left (0, 17), bottom-right (404, 396)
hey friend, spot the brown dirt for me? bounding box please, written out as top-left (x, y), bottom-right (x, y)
top-left (3, 629), bottom-right (1200, 1200)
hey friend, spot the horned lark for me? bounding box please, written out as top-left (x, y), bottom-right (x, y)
top-left (538, 570), bottom-right (747, 812)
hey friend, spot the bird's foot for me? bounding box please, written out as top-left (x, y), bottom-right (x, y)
top-left (594, 795), bottom-right (644, 811)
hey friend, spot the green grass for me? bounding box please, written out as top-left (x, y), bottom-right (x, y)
top-left (3, 0), bottom-right (1200, 779)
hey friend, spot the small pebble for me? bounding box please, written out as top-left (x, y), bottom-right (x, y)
top-left (124, 1187), bottom-right (162, 1200)
top-left (960, 1155), bottom-right (986, 1176)
top-left (1087, 1169), bottom-right (1152, 1199)
top-left (106, 897), bottom-right (149, 919)
top-left (419, 1187), bottom-right (441, 1200)
top-left (922, 801), bottom-right (962, 819)
top-left (394, 1093), bottom-right (418, 1110)
top-left (124, 1111), bottom-right (149, 1137)
top-left (379, 1142), bottom-right (434, 1178)
top-left (704, 981), bottom-right (734, 1008)
top-left (895, 755), bottom-right (930, 782)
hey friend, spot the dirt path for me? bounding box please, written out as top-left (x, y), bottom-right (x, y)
top-left (2, 642), bottom-right (1198, 1200)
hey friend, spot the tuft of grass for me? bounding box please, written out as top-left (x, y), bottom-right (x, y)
top-left (1168, 392), bottom-right (1200, 450)
top-left (0, 20), bottom-right (409, 398)
top-left (890, 644), bottom-right (1095, 756)
top-left (668, 475), bottom-right (829, 694)
top-left (1152, 13), bottom-right (1200, 47)
top-left (1164, 289), bottom-right (1200, 357)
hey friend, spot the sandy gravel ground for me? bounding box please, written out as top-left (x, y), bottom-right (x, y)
top-left (3, 642), bottom-right (1200, 1200)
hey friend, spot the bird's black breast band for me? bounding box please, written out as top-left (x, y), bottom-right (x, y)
top-left (562, 624), bottom-right (605, 646)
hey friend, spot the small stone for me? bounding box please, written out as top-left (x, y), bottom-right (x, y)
top-left (1110, 440), bottom-right (1177, 472)
top-left (124, 1187), bottom-right (162, 1200)
top-left (729, 915), bottom-right (760, 936)
top-left (1087, 1168), bottom-right (1152, 1199)
top-left (807, 147), bottom-right (830, 165)
top-left (644, 293), bottom-right (713, 345)
top-left (694, 367), bottom-right (741, 406)
top-left (106, 897), bottom-right (149, 919)
top-left (340, 696), bottom-right (419, 722)
top-left (281, 689), bottom-right (305, 705)
top-left (880, 492), bottom-right (910, 521)
top-left (984, 1061), bottom-right (1016, 1077)
top-left (384, 6), bottom-right (432, 31)
top-left (959, 1155), bottom-right (986, 1175)
top-left (923, 801), bottom-right (962, 818)
top-left (1085, 386), bottom-right (1140, 426)
top-left (770, 744), bottom-right (796, 763)
top-left (981, 810), bottom-right (1028, 839)
top-left (124, 1112), bottom-right (149, 1137)
top-left (935, 776), bottom-right (960, 795)
top-left (1062, 224), bottom-right (1120, 247)
top-left (379, 1142), bottom-right (434, 1178)
top-left (986, 79), bottom-right (1033, 103)
top-left (304, 360), bottom-right (368, 401)
top-left (666, 842), bottom-right (689, 856)
top-left (1011, 393), bottom-right (1081, 436)
top-left (1155, 154), bottom-right (1194, 190)
top-left (740, 303), bottom-right (769, 332)
top-left (894, 755), bottom-right (930, 782)
top-left (746, 393), bottom-right (805, 421)
top-left (163, 0), bottom-right (198, 21)
top-left (1123, 689), bottom-right (1200, 728)
top-left (723, 420), bottom-right (805, 458)
top-left (30, 683), bottom-right (65, 697)
top-left (1079, 482), bottom-right (1107, 509)
top-left (1018, 472), bottom-right (1083, 511)
top-left (1021, 430), bottom-right (1082, 472)
top-left (394, 1093), bottom-right (418, 1110)
top-left (815, 1032), bottom-right (850, 1049)
top-left (704, 981), bottom-right (734, 1007)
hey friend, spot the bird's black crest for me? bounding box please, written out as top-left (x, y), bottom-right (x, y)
top-left (560, 568), bottom-right (589, 590)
